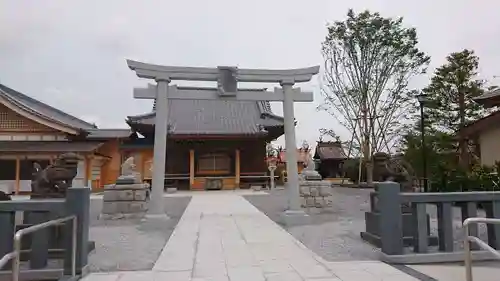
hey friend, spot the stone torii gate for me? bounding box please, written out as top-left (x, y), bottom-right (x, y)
top-left (127, 60), bottom-right (319, 223)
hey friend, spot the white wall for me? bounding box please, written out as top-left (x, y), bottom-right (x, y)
top-left (479, 126), bottom-right (500, 166)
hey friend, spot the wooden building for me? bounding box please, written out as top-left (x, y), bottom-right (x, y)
top-left (123, 99), bottom-right (285, 190)
top-left (0, 84), bottom-right (131, 194)
top-left (462, 88), bottom-right (500, 166)
top-left (314, 140), bottom-right (347, 179)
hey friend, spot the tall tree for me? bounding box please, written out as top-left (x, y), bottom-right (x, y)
top-left (422, 49), bottom-right (486, 169)
top-left (320, 9), bottom-right (430, 184)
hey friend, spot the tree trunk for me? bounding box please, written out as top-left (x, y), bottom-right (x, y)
top-left (458, 90), bottom-right (469, 170)
top-left (362, 95), bottom-right (373, 185)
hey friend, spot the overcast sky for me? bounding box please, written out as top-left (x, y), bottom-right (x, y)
top-left (1, 0), bottom-right (500, 149)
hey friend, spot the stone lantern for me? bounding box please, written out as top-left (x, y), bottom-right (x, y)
top-left (266, 156), bottom-right (278, 189)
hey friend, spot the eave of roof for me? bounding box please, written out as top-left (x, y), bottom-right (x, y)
top-left (0, 141), bottom-right (104, 153)
top-left (86, 129), bottom-right (133, 139)
top-left (462, 110), bottom-right (500, 136)
top-left (474, 88), bottom-right (500, 108)
top-left (0, 84), bottom-right (97, 133)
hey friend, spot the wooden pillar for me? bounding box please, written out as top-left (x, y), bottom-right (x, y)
top-left (189, 149), bottom-right (195, 188)
top-left (235, 149), bottom-right (240, 188)
top-left (15, 156), bottom-right (20, 195)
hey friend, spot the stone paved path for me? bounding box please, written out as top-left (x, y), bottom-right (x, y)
top-left (81, 191), bottom-right (418, 281)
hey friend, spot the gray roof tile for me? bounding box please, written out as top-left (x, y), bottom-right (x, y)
top-left (128, 99), bottom-right (284, 135)
top-left (0, 84), bottom-right (97, 131)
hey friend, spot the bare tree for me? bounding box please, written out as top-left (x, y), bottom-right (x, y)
top-left (319, 9), bottom-right (430, 184)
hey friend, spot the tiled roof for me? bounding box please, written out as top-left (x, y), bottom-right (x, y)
top-left (86, 129), bottom-right (133, 139)
top-left (0, 84), bottom-right (97, 131)
top-left (314, 141), bottom-right (347, 160)
top-left (0, 141), bottom-right (104, 152)
top-left (128, 99), bottom-right (284, 135)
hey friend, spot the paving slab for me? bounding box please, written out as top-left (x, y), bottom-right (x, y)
top-left (82, 191), bottom-right (419, 281)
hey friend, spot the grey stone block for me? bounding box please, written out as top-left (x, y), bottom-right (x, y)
top-left (134, 190), bottom-right (148, 201)
top-left (303, 197), bottom-right (315, 207)
top-left (101, 202), bottom-right (118, 214)
top-left (105, 183), bottom-right (147, 190)
top-left (128, 202), bottom-right (147, 213)
top-left (115, 177), bottom-right (138, 185)
top-left (101, 201), bottom-right (147, 214)
top-left (103, 190), bottom-right (134, 201)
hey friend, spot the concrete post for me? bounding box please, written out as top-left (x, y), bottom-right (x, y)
top-left (281, 81), bottom-right (301, 211)
top-left (149, 79), bottom-right (170, 217)
top-left (64, 186), bottom-right (90, 275)
top-left (378, 181), bottom-right (404, 255)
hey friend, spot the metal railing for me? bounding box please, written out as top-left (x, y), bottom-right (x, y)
top-left (463, 217), bottom-right (500, 281)
top-left (0, 215), bottom-right (77, 281)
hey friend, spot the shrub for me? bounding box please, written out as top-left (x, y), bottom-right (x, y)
top-left (430, 163), bottom-right (500, 192)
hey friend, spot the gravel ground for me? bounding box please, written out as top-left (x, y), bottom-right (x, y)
top-left (244, 187), bottom-right (490, 262)
top-left (245, 187), bottom-right (380, 261)
top-left (87, 196), bottom-right (191, 272)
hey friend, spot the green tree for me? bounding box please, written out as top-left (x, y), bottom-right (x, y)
top-left (319, 9), bottom-right (430, 185)
top-left (421, 49), bottom-right (486, 169)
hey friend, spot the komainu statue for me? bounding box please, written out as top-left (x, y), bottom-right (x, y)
top-left (118, 156), bottom-right (142, 184)
top-left (372, 152), bottom-right (416, 192)
top-left (31, 153), bottom-right (81, 198)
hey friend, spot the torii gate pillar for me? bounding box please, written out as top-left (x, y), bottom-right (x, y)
top-left (149, 79), bottom-right (170, 217)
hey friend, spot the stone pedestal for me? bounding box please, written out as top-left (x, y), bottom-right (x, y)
top-left (299, 181), bottom-right (333, 208)
top-left (100, 180), bottom-right (149, 220)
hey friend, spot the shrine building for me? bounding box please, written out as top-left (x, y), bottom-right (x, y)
top-left (0, 82), bottom-right (285, 194)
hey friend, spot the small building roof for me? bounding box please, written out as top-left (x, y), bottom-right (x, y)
top-left (127, 99), bottom-right (284, 136)
top-left (314, 141), bottom-right (347, 160)
top-left (0, 141), bottom-right (104, 152)
top-left (0, 84), bottom-right (97, 132)
top-left (474, 88), bottom-right (500, 108)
